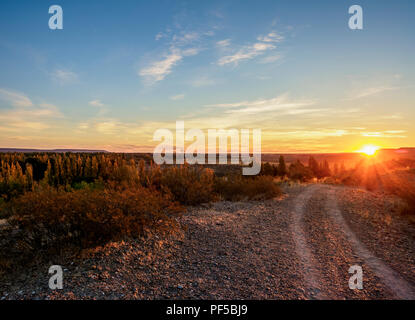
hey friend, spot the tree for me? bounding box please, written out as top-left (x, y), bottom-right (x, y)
top-left (261, 162), bottom-right (274, 176)
top-left (333, 163), bottom-right (339, 176)
top-left (340, 161), bottom-right (346, 173)
top-left (278, 156), bottom-right (287, 177)
top-left (308, 156), bottom-right (320, 178)
top-left (289, 160), bottom-right (313, 181)
top-left (321, 160), bottom-right (331, 177)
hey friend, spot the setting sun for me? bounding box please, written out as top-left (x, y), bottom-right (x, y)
top-left (357, 145), bottom-right (380, 156)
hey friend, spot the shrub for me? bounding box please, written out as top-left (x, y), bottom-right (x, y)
top-left (5, 186), bottom-right (182, 255)
top-left (214, 175), bottom-right (281, 201)
top-left (384, 182), bottom-right (415, 217)
top-left (159, 165), bottom-right (216, 205)
top-left (71, 180), bottom-right (104, 191)
top-left (0, 197), bottom-right (5, 218)
top-left (288, 161), bottom-right (313, 182)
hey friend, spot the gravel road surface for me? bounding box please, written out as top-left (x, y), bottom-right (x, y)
top-left (1, 184), bottom-right (414, 300)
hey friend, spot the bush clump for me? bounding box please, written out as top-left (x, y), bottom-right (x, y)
top-left (214, 175), bottom-right (281, 201)
top-left (5, 186), bottom-right (182, 255)
top-left (159, 165), bottom-right (216, 205)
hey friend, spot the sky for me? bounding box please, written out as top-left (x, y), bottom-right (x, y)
top-left (0, 0), bottom-right (414, 153)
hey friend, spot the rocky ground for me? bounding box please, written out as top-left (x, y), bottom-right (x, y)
top-left (1, 184), bottom-right (414, 300)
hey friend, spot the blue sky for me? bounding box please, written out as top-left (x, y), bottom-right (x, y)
top-left (0, 0), bottom-right (414, 152)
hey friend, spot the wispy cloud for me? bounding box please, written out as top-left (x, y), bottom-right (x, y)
top-left (266, 129), bottom-right (349, 139)
top-left (172, 31), bottom-right (200, 45)
top-left (257, 32), bottom-right (284, 43)
top-left (170, 94), bottom-right (185, 101)
top-left (88, 99), bottom-right (109, 116)
top-left (351, 86), bottom-right (399, 100)
top-left (142, 23), bottom-right (215, 84)
top-left (260, 54), bottom-right (282, 64)
top-left (89, 100), bottom-right (105, 107)
top-left (218, 42), bottom-right (275, 66)
top-left (155, 32), bottom-right (164, 41)
top-left (206, 94), bottom-right (315, 115)
top-left (139, 49), bottom-right (183, 83)
top-left (360, 130), bottom-right (406, 138)
top-left (217, 30), bottom-right (284, 66)
top-left (381, 114), bottom-right (403, 120)
top-left (94, 120), bottom-right (123, 135)
top-left (385, 130), bottom-right (406, 134)
top-left (181, 47), bottom-right (201, 56)
top-left (216, 39), bottom-right (231, 47)
top-left (0, 88), bottom-right (33, 107)
top-left (0, 90), bottom-right (63, 132)
top-left (50, 69), bottom-right (78, 85)
top-left (0, 104), bottom-right (62, 121)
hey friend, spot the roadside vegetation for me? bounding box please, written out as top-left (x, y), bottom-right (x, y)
top-left (0, 152), bottom-right (281, 275)
top-left (1, 152), bottom-right (414, 276)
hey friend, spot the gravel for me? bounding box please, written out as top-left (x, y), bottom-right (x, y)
top-left (1, 184), bottom-right (414, 300)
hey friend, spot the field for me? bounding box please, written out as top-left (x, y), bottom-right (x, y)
top-left (0, 151), bottom-right (415, 299)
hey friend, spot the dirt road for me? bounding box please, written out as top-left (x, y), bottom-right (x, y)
top-left (290, 184), bottom-right (415, 299)
top-left (1, 184), bottom-right (415, 300)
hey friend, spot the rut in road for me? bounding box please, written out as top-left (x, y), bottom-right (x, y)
top-left (291, 184), bottom-right (415, 300)
top-left (325, 187), bottom-right (415, 300)
top-left (290, 185), bottom-right (327, 299)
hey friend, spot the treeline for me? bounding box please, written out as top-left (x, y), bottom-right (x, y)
top-left (260, 155), bottom-right (346, 181)
top-left (0, 152), bottom-right (154, 200)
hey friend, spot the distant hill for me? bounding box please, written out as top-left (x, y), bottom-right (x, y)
top-left (0, 148), bottom-right (109, 153)
top-left (378, 147), bottom-right (415, 158)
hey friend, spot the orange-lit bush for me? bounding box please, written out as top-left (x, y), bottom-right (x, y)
top-left (383, 177), bottom-right (415, 217)
top-left (159, 165), bottom-right (216, 205)
top-left (214, 175), bottom-right (281, 201)
top-left (7, 186), bottom-right (182, 253)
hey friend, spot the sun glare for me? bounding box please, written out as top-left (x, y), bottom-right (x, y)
top-left (358, 145), bottom-right (380, 156)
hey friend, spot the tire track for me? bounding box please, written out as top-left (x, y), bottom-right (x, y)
top-left (290, 185), bottom-right (327, 299)
top-left (325, 188), bottom-right (415, 300)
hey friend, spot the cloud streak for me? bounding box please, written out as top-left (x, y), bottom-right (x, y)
top-left (218, 42), bottom-right (275, 66)
top-left (350, 86), bottom-right (399, 100)
top-left (0, 88), bottom-right (33, 107)
top-left (217, 31), bottom-right (283, 66)
top-left (0, 88), bottom-right (63, 134)
top-left (139, 49), bottom-right (183, 83)
top-left (50, 69), bottom-right (78, 85)
top-left (216, 39), bottom-right (231, 47)
top-left (206, 94), bottom-right (315, 115)
top-left (89, 100), bottom-right (105, 107)
top-left (170, 94), bottom-right (185, 100)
